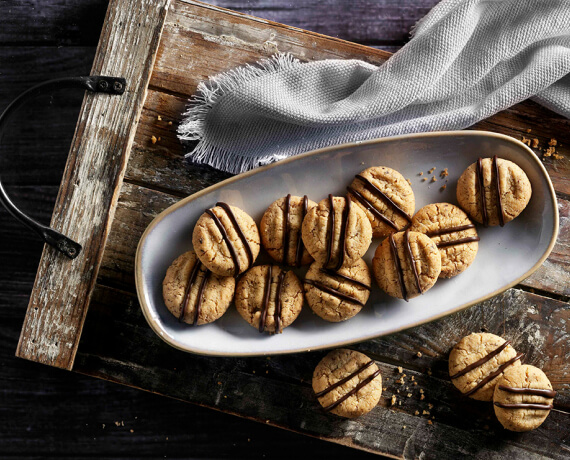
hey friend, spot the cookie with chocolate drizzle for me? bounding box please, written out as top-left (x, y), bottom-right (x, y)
top-left (347, 166), bottom-right (415, 238)
top-left (456, 156), bottom-right (532, 227)
top-left (301, 194), bottom-right (372, 270)
top-left (410, 202), bottom-right (479, 278)
top-left (260, 194), bottom-right (317, 266)
top-left (234, 265), bottom-right (303, 334)
top-left (372, 229), bottom-right (441, 300)
top-left (192, 202), bottom-right (260, 277)
top-left (493, 364), bottom-right (556, 432)
top-left (162, 250), bottom-right (235, 325)
top-left (304, 258), bottom-right (372, 322)
top-left (449, 332), bottom-right (523, 401)
top-left (312, 349), bottom-right (382, 418)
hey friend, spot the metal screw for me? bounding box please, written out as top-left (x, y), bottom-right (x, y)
top-left (98, 80), bottom-right (109, 90)
top-left (113, 81), bottom-right (123, 92)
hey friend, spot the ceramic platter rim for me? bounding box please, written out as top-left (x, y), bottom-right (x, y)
top-left (135, 130), bottom-right (559, 357)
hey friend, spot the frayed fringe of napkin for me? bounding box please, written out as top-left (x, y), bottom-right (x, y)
top-left (177, 53), bottom-right (301, 173)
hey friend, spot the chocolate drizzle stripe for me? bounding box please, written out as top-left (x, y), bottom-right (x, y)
top-left (498, 386), bottom-right (557, 398)
top-left (316, 361), bottom-right (375, 398)
top-left (216, 202), bottom-right (254, 270)
top-left (389, 233), bottom-right (408, 301)
top-left (493, 155), bottom-right (505, 227)
top-left (355, 174), bottom-right (412, 222)
top-left (179, 261), bottom-right (203, 322)
top-left (193, 269), bottom-right (211, 326)
top-left (347, 186), bottom-right (398, 230)
top-left (319, 268), bottom-right (371, 291)
top-left (283, 194), bottom-right (291, 265)
top-left (450, 340), bottom-right (511, 379)
top-left (494, 402), bottom-right (553, 410)
top-left (274, 271), bottom-right (286, 334)
top-left (335, 196), bottom-right (351, 271)
top-left (463, 352), bottom-right (524, 397)
top-left (324, 194), bottom-right (335, 268)
top-left (323, 369), bottom-right (382, 412)
top-left (405, 229), bottom-right (422, 294)
top-left (206, 209), bottom-right (240, 277)
top-left (426, 224), bottom-right (476, 237)
top-left (294, 195), bottom-right (309, 267)
top-left (436, 236), bottom-right (480, 248)
top-left (476, 157), bottom-right (488, 227)
top-left (305, 279), bottom-right (365, 307)
top-left (259, 265), bottom-right (273, 333)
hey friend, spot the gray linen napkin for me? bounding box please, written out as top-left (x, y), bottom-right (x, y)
top-left (178, 0), bottom-right (570, 174)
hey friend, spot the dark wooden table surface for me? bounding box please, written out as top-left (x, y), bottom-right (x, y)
top-left (1, 1), bottom-right (439, 458)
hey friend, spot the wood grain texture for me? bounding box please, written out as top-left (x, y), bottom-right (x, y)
top-left (16, 0), bottom-right (172, 369)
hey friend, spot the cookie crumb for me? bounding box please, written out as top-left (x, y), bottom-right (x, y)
top-left (431, 176), bottom-right (437, 183)
top-left (413, 381), bottom-right (418, 386)
top-left (423, 410), bottom-right (430, 415)
top-left (398, 366), bottom-right (403, 373)
top-left (418, 171), bottom-right (424, 176)
top-left (402, 425), bottom-right (406, 429)
top-left (419, 389), bottom-right (424, 394)
top-left (544, 146), bottom-right (555, 157)
top-left (521, 136), bottom-right (531, 146)
top-left (428, 420), bottom-right (433, 425)
top-left (151, 135), bottom-right (157, 144)
top-left (421, 178), bottom-right (427, 182)
top-left (428, 403), bottom-right (434, 409)
top-left (553, 153), bottom-right (564, 160)
top-left (420, 394), bottom-right (425, 400)
top-left (130, 429), bottom-right (134, 433)
top-left (217, 381), bottom-right (222, 385)
top-left (440, 168), bottom-right (449, 178)
top-left (427, 369), bottom-right (432, 376)
top-left (168, 121), bottom-right (173, 126)
top-left (549, 138), bottom-right (557, 146)
top-left (407, 393), bottom-right (412, 398)
top-left (440, 185), bottom-right (447, 192)
top-left (391, 395), bottom-right (397, 406)
top-left (157, 115), bottom-right (162, 121)
top-left (406, 179), bottom-right (412, 185)
top-left (428, 167), bottom-right (436, 174)
top-left (531, 138), bottom-right (539, 148)
top-left (411, 376), bottom-right (415, 381)
top-left (416, 351), bottom-right (422, 358)
top-left (526, 128), bottom-right (531, 133)
top-left (414, 410), bottom-right (420, 415)
top-left (398, 401), bottom-right (402, 406)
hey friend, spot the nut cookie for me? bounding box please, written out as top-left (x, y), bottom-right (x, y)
top-left (193, 202), bottom-right (260, 277)
top-left (304, 258), bottom-right (372, 322)
top-left (456, 156), bottom-right (532, 227)
top-left (493, 364), bottom-right (555, 432)
top-left (301, 195), bottom-right (372, 270)
top-left (234, 265), bottom-right (303, 334)
top-left (260, 194), bottom-right (317, 266)
top-left (347, 166), bottom-right (414, 238)
top-left (449, 332), bottom-right (523, 401)
top-left (372, 230), bottom-right (441, 300)
top-left (162, 250), bottom-right (235, 325)
top-left (312, 349), bottom-right (382, 418)
top-left (410, 203), bottom-right (479, 278)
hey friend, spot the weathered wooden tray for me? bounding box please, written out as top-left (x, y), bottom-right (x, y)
top-left (16, 0), bottom-right (570, 457)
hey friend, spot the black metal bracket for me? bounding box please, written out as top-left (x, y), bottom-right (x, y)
top-left (0, 76), bottom-right (127, 259)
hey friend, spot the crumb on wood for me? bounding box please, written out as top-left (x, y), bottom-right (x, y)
top-left (391, 395), bottom-right (397, 406)
top-left (416, 351), bottom-right (422, 358)
top-left (532, 138), bottom-right (539, 148)
top-left (411, 376), bottom-right (415, 381)
top-left (217, 381), bottom-right (222, 385)
top-left (427, 369), bottom-right (432, 376)
top-left (420, 394), bottom-right (425, 400)
top-left (151, 135), bottom-right (157, 144)
top-left (399, 401), bottom-right (402, 406)
top-left (168, 121), bottom-right (173, 126)
top-left (428, 420), bottom-right (433, 425)
top-left (521, 136), bottom-right (531, 146)
top-left (130, 429), bottom-right (134, 433)
top-left (158, 137), bottom-right (161, 141)
top-left (428, 403), bottom-right (434, 409)
top-left (423, 410), bottom-right (430, 415)
top-left (544, 146), bottom-right (555, 157)
top-left (398, 366), bottom-right (403, 373)
top-left (526, 128), bottom-right (531, 133)
top-left (402, 425), bottom-right (406, 429)
top-left (414, 410), bottom-right (420, 416)
top-left (549, 138), bottom-right (557, 146)
top-left (414, 381), bottom-right (418, 386)
top-left (407, 393), bottom-right (412, 398)
top-left (553, 153), bottom-right (564, 159)
top-left (157, 115), bottom-right (162, 121)
top-left (440, 168), bottom-right (448, 178)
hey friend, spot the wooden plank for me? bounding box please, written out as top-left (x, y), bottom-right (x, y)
top-left (15, 0), bottom-right (172, 370)
top-left (74, 284), bottom-right (569, 458)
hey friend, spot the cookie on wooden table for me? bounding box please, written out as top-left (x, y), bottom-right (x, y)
top-left (301, 194), bottom-right (372, 270)
top-left (234, 265), bottom-right (303, 334)
top-left (409, 203), bottom-right (479, 278)
top-left (260, 194), bottom-right (317, 266)
top-left (312, 349), bottom-right (382, 418)
top-left (162, 250), bottom-right (235, 325)
top-left (304, 258), bottom-right (372, 322)
top-left (456, 156), bottom-right (532, 227)
top-left (448, 332), bottom-right (523, 401)
top-left (346, 166), bottom-right (414, 238)
top-left (192, 202), bottom-right (260, 277)
top-left (372, 229), bottom-right (441, 300)
top-left (493, 364), bottom-right (556, 432)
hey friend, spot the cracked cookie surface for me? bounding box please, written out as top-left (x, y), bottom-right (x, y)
top-left (304, 259), bottom-right (371, 322)
top-left (162, 250), bottom-right (235, 325)
top-left (192, 203), bottom-right (260, 277)
top-left (234, 265), bottom-right (303, 333)
top-left (301, 195), bottom-right (372, 270)
top-left (410, 202), bottom-right (479, 278)
top-left (456, 157), bottom-right (532, 227)
top-left (372, 230), bottom-right (441, 300)
top-left (260, 194), bottom-right (317, 266)
top-left (312, 349), bottom-right (382, 418)
top-left (347, 166), bottom-right (415, 238)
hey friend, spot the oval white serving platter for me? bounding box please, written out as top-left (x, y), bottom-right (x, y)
top-left (135, 131), bottom-right (558, 357)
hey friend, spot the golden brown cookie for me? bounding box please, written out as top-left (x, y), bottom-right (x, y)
top-left (192, 202), bottom-right (260, 277)
top-left (409, 203), bottom-right (479, 278)
top-left (493, 364), bottom-right (555, 432)
top-left (371, 229), bottom-right (441, 300)
top-left (304, 259), bottom-right (372, 322)
top-left (312, 349), bottom-right (382, 418)
top-left (456, 156), bottom-right (532, 227)
top-left (162, 250), bottom-right (235, 325)
top-left (347, 166), bottom-right (414, 238)
top-left (234, 265), bottom-right (303, 334)
top-left (301, 195), bottom-right (372, 270)
top-left (448, 332), bottom-right (523, 401)
top-left (260, 194), bottom-right (317, 266)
